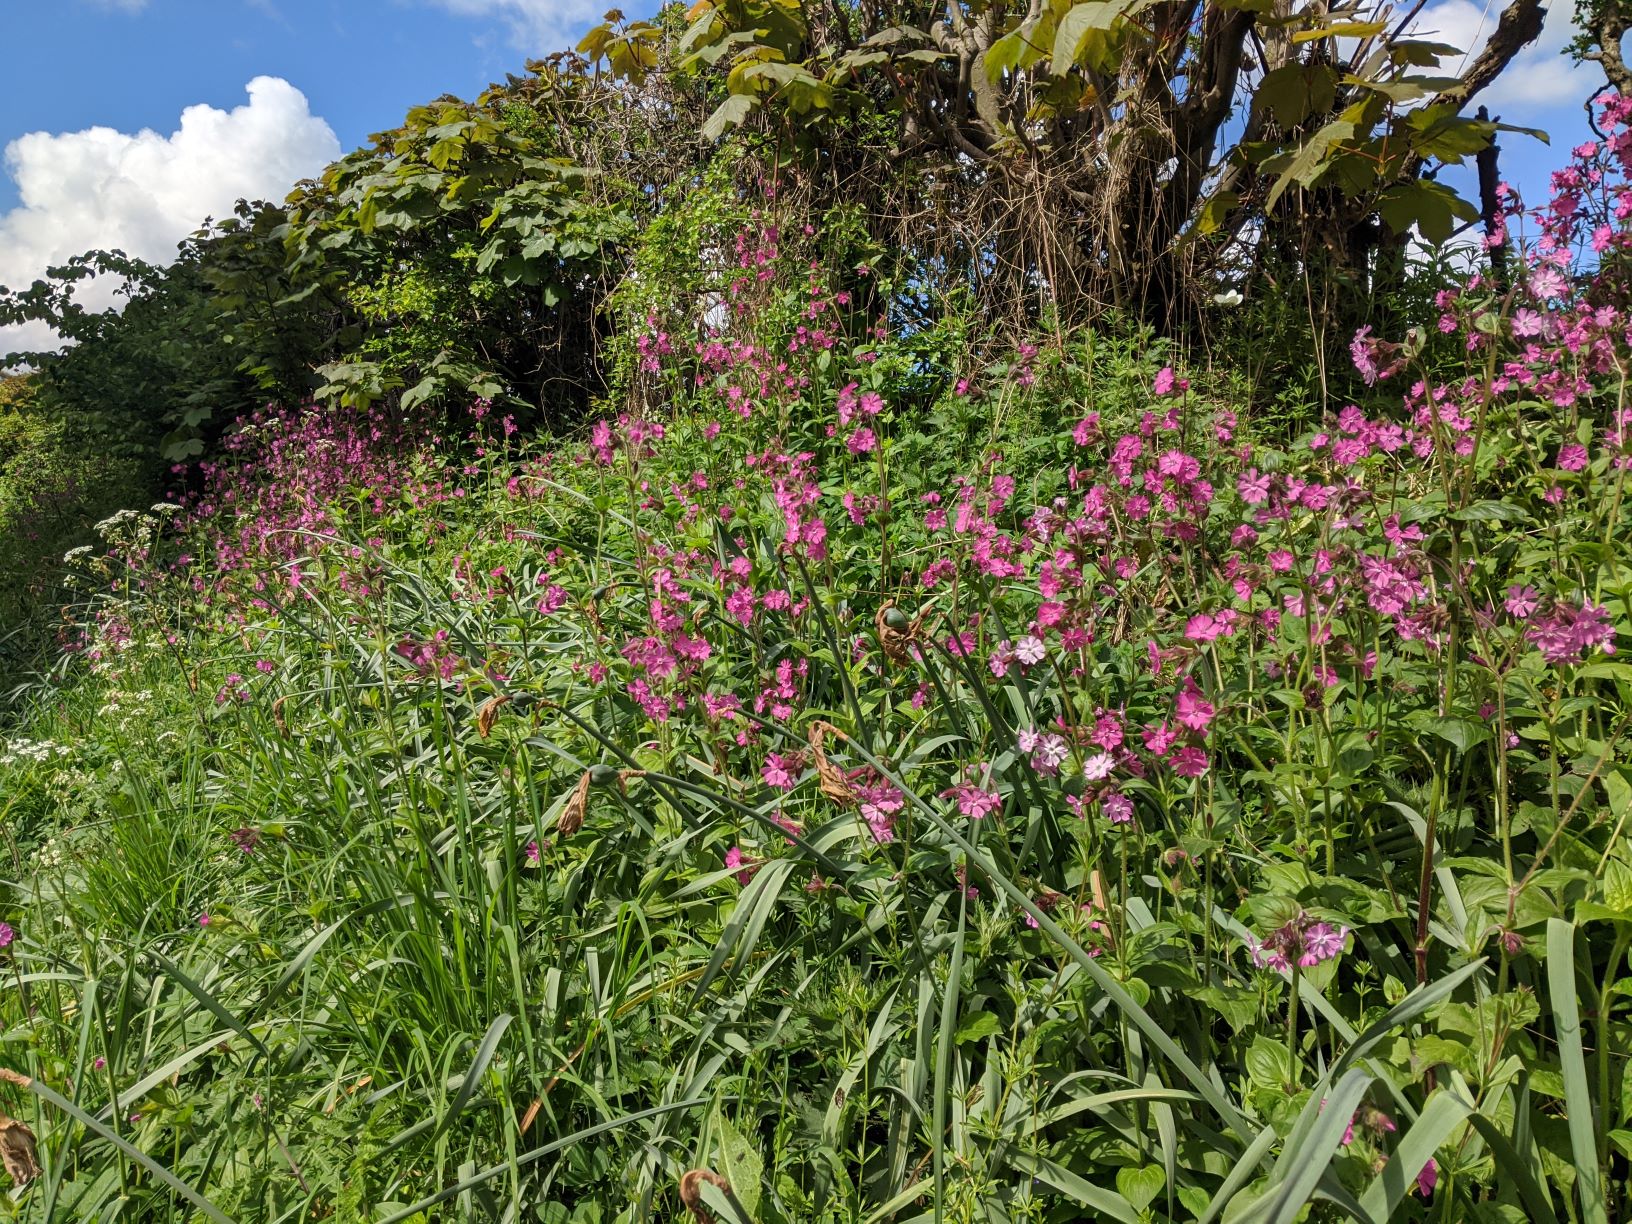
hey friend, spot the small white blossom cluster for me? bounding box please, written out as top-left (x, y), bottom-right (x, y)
top-left (35, 835), bottom-right (68, 870)
top-left (96, 689), bottom-right (156, 733)
top-left (93, 508), bottom-right (148, 538)
top-left (45, 764), bottom-right (94, 804)
top-left (0, 738), bottom-right (73, 768)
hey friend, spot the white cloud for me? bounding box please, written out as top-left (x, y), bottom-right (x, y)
top-left (84, 0), bottom-right (150, 11)
top-left (0, 77), bottom-right (339, 358)
top-left (424, 0), bottom-right (606, 53)
top-left (1410, 0), bottom-right (1597, 113)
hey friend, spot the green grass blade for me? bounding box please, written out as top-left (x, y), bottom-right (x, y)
top-left (1253, 1067), bottom-right (1372, 1224)
top-left (1355, 1090), bottom-right (1468, 1222)
top-left (1546, 918), bottom-right (1607, 1224)
top-left (428, 1012), bottom-right (513, 1146)
top-left (372, 1096), bottom-right (709, 1224)
top-left (17, 1073), bottom-right (236, 1224)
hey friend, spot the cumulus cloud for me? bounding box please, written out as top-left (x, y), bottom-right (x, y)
top-left (424, 0), bottom-right (606, 53)
top-left (1409, 0), bottom-right (1598, 113)
top-left (0, 76), bottom-right (339, 357)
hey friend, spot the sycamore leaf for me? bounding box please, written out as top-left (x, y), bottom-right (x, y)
top-left (1051, 0), bottom-right (1128, 70)
top-left (1292, 18), bottom-right (1386, 42)
top-left (1266, 119), bottom-right (1356, 207)
top-left (702, 93), bottom-right (758, 141)
top-left (1255, 64), bottom-right (1337, 128)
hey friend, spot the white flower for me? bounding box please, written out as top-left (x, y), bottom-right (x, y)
top-left (1213, 289), bottom-right (1244, 307)
top-left (1033, 733), bottom-right (1070, 772)
top-left (150, 502), bottom-right (183, 516)
top-left (1081, 751), bottom-right (1116, 781)
top-left (63, 545), bottom-right (93, 562)
top-left (1014, 635), bottom-right (1047, 666)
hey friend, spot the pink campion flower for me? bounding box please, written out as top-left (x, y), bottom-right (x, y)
top-left (1170, 746), bottom-right (1209, 777)
top-left (1092, 710), bottom-right (1124, 752)
top-left (1350, 327), bottom-right (1380, 384)
top-left (724, 846), bottom-right (759, 885)
top-left (989, 640), bottom-right (1016, 677)
top-left (1072, 414), bottom-right (1101, 446)
top-left (725, 586), bottom-right (756, 626)
top-left (0, 921), bottom-right (13, 948)
top-left (1102, 792), bottom-right (1134, 824)
top-left (1511, 308), bottom-right (1547, 337)
top-left (1504, 585), bottom-right (1540, 617)
top-left (1416, 1158), bottom-right (1438, 1198)
top-left (762, 753), bottom-right (806, 790)
top-left (1143, 722), bottom-right (1177, 756)
top-left (1153, 367), bottom-right (1178, 396)
top-left (857, 780), bottom-right (905, 842)
top-left (1527, 600), bottom-right (1618, 663)
top-left (526, 840), bottom-right (541, 865)
top-left (1301, 923), bottom-right (1346, 965)
top-left (1238, 469), bottom-right (1271, 505)
top-left (1557, 443), bottom-right (1589, 471)
top-left (1529, 267), bottom-right (1568, 299)
top-left (1185, 612), bottom-right (1231, 643)
top-left (846, 426), bottom-right (878, 454)
top-left (1174, 680), bottom-right (1215, 733)
top-left (1247, 912), bottom-right (1348, 973)
top-left (198, 913), bottom-right (211, 928)
top-left (942, 777), bottom-right (1002, 819)
top-left (1018, 729), bottom-right (1070, 774)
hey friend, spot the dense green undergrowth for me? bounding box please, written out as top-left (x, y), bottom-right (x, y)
top-left (3, 81), bottom-right (1632, 1224)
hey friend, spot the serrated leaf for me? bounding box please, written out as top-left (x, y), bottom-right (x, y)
top-left (702, 93), bottom-right (758, 141)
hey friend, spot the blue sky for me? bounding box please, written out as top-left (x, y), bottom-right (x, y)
top-left (0, 1), bottom-right (575, 215)
top-left (0, 0), bottom-right (1609, 356)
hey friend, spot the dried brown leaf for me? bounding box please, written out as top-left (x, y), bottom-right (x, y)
top-left (476, 694), bottom-right (512, 738)
top-left (0, 1115), bottom-right (40, 1188)
top-left (875, 601), bottom-right (917, 666)
top-left (807, 720), bottom-right (856, 808)
top-left (679, 1168), bottom-right (730, 1223)
top-left (557, 771), bottom-right (593, 838)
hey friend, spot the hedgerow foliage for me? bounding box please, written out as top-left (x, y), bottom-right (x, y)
top-left (0, 87), bottom-right (1631, 1222)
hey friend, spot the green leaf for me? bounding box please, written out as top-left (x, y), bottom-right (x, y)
top-left (1245, 1034), bottom-right (1294, 1090)
top-left (713, 1107), bottom-right (764, 1219)
top-left (1376, 179), bottom-right (1479, 244)
top-left (1547, 920), bottom-right (1608, 1224)
top-left (1255, 64), bottom-right (1337, 129)
top-left (1292, 18), bottom-right (1385, 41)
top-left (1266, 120), bottom-right (1356, 207)
top-left (1116, 1164), bottom-right (1166, 1213)
top-left (955, 1011), bottom-right (1003, 1044)
top-left (1051, 1), bottom-right (1122, 70)
top-left (702, 93), bottom-right (758, 142)
top-left (1419, 714), bottom-right (1491, 754)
